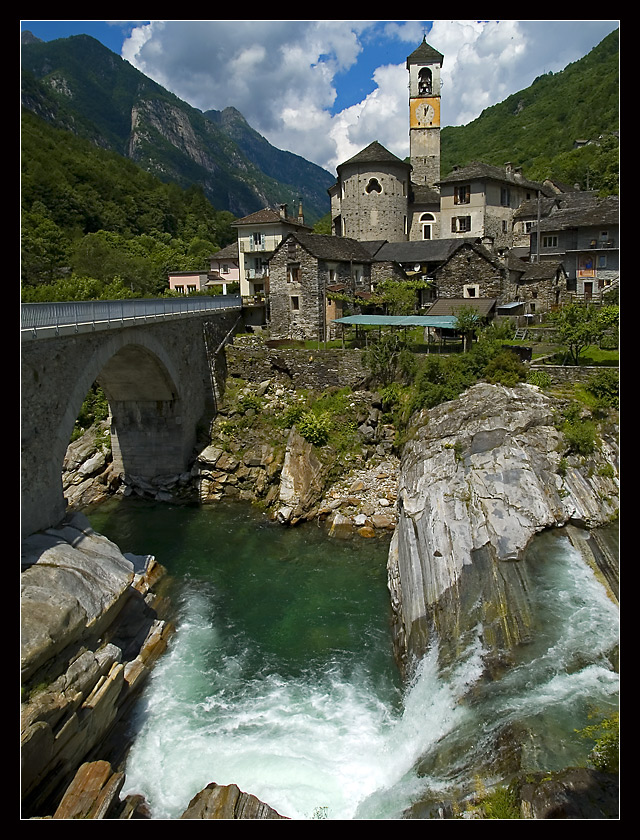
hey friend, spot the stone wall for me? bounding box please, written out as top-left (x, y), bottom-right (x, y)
top-left (434, 246), bottom-right (506, 299)
top-left (226, 340), bottom-right (369, 391)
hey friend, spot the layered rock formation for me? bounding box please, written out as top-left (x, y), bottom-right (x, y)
top-left (388, 382), bottom-right (619, 677)
top-left (21, 513), bottom-right (173, 818)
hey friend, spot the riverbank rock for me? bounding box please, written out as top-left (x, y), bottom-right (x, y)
top-left (180, 782), bottom-right (290, 819)
top-left (389, 382), bottom-right (619, 677)
top-left (21, 512), bottom-right (173, 818)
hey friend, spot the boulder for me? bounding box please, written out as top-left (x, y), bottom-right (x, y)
top-left (180, 783), bottom-right (289, 819)
top-left (278, 427), bottom-right (326, 519)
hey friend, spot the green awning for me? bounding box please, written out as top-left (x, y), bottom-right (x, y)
top-left (332, 314), bottom-right (459, 328)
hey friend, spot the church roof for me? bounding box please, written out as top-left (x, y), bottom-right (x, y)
top-left (338, 141), bottom-right (411, 171)
top-left (406, 37), bottom-right (444, 68)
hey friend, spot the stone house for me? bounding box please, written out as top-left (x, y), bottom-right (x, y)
top-left (268, 232), bottom-right (376, 341)
top-left (328, 141), bottom-right (413, 242)
top-left (504, 259), bottom-right (570, 314)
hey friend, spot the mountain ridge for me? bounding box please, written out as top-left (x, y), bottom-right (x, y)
top-left (21, 33), bottom-right (335, 223)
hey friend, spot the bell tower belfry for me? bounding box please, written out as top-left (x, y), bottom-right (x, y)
top-left (407, 37), bottom-right (444, 189)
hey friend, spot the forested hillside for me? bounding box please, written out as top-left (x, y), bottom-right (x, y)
top-left (440, 29), bottom-right (619, 194)
top-left (21, 109), bottom-right (237, 299)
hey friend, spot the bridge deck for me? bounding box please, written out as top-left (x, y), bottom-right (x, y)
top-left (21, 296), bottom-right (243, 340)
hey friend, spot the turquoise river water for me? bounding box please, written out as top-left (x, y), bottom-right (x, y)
top-left (89, 497), bottom-right (619, 820)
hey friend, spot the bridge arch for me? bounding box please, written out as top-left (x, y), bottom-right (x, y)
top-left (22, 309), bottom-right (238, 537)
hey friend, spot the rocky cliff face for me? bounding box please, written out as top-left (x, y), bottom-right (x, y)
top-left (388, 382), bottom-right (619, 678)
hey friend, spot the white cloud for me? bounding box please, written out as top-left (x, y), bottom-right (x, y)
top-left (121, 20), bottom-right (618, 175)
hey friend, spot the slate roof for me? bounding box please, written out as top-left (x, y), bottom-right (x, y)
top-left (280, 232), bottom-right (376, 263)
top-left (231, 207), bottom-right (311, 229)
top-left (338, 141), bottom-right (411, 171)
top-left (535, 195), bottom-right (619, 232)
top-left (406, 37), bottom-right (444, 68)
top-left (372, 238), bottom-right (477, 264)
top-left (519, 261), bottom-right (566, 281)
top-left (210, 241), bottom-right (239, 260)
top-left (438, 161), bottom-right (545, 192)
top-left (428, 298), bottom-right (497, 317)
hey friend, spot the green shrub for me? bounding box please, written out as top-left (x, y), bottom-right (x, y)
top-left (480, 784), bottom-right (521, 819)
top-left (297, 411), bottom-right (330, 446)
top-left (586, 369), bottom-right (619, 409)
top-left (483, 349), bottom-right (527, 386)
top-left (528, 369), bottom-right (552, 389)
top-left (559, 402), bottom-right (598, 455)
top-left (577, 711), bottom-right (619, 774)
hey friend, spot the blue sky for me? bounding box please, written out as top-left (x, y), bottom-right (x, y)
top-left (21, 20), bottom-right (619, 174)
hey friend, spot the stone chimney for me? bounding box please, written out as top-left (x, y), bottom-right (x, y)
top-left (297, 197), bottom-right (304, 225)
top-left (279, 203), bottom-right (288, 219)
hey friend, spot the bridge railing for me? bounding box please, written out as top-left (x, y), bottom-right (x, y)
top-left (21, 295), bottom-right (243, 339)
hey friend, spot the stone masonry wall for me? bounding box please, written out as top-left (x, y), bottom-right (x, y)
top-left (435, 247), bottom-right (506, 299)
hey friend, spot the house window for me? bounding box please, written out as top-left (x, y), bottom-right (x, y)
top-left (175, 285), bottom-right (184, 294)
top-left (502, 220), bottom-right (508, 233)
top-left (288, 263), bottom-right (300, 283)
top-left (452, 216), bottom-right (471, 233)
top-left (252, 232), bottom-right (265, 250)
top-left (501, 188), bottom-right (511, 207)
top-left (222, 264), bottom-right (229, 274)
top-left (542, 235), bottom-right (558, 248)
top-left (464, 284), bottom-right (479, 298)
top-left (366, 178), bottom-right (382, 194)
top-left (454, 185), bottom-right (471, 204)
top-left (290, 296), bottom-right (300, 311)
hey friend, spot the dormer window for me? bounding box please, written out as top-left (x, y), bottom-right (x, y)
top-left (365, 178), bottom-right (382, 194)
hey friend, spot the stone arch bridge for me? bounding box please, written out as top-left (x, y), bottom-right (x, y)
top-left (21, 297), bottom-right (248, 538)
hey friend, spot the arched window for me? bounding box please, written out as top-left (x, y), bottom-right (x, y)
top-left (365, 178), bottom-right (382, 194)
top-left (420, 212), bottom-right (435, 240)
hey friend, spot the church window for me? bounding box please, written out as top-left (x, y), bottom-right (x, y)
top-left (365, 178), bottom-right (382, 194)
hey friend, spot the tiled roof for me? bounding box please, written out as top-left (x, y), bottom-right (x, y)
top-left (520, 261), bottom-right (566, 281)
top-left (338, 141), bottom-right (411, 171)
top-left (406, 37), bottom-right (444, 68)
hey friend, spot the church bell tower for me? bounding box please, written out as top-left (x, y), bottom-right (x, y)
top-left (407, 37), bottom-right (444, 189)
